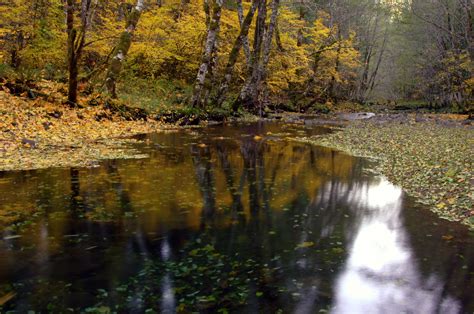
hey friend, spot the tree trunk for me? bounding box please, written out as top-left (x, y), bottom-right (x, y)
top-left (304, 49), bottom-right (323, 97)
top-left (236, 0), bottom-right (251, 65)
top-left (259, 0), bottom-right (280, 84)
top-left (234, 0), bottom-right (267, 111)
top-left (105, 0), bottom-right (145, 98)
top-left (256, 0), bottom-right (280, 113)
top-left (357, 10), bottom-right (379, 101)
top-left (234, 0), bottom-right (280, 113)
top-left (66, 0), bottom-right (96, 105)
top-left (296, 5), bottom-right (305, 46)
top-left (328, 31), bottom-right (341, 103)
top-left (191, 0), bottom-right (224, 108)
top-left (215, 0), bottom-right (258, 107)
top-left (204, 0), bottom-right (211, 27)
top-left (367, 28), bottom-right (388, 94)
top-left (67, 0), bottom-right (78, 105)
top-left (275, 19), bottom-right (284, 51)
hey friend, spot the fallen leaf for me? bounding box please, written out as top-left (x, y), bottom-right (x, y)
top-left (0, 292), bottom-right (16, 306)
top-left (296, 241), bottom-right (315, 249)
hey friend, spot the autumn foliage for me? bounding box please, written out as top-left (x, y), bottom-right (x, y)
top-left (0, 0), bottom-right (471, 112)
top-left (0, 0), bottom-right (361, 111)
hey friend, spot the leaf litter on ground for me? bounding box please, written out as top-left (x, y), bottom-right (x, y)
top-left (295, 117), bottom-right (474, 229)
top-left (0, 89), bottom-right (174, 171)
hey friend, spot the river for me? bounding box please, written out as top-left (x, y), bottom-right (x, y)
top-left (0, 122), bottom-right (472, 313)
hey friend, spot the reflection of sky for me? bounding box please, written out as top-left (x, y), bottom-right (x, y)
top-left (160, 238), bottom-right (175, 314)
top-left (332, 178), bottom-right (460, 314)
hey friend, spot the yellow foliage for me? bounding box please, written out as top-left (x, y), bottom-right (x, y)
top-left (266, 10), bottom-right (360, 100)
top-left (0, 1), bottom-right (361, 102)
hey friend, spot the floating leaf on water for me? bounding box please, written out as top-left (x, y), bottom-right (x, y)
top-left (296, 241), bottom-right (315, 249)
top-left (256, 291), bottom-right (263, 297)
top-left (3, 235), bottom-right (21, 240)
top-left (0, 292), bottom-right (16, 306)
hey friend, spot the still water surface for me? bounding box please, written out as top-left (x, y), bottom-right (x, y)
top-left (0, 122), bottom-right (473, 313)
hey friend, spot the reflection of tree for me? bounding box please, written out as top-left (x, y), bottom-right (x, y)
top-left (401, 200), bottom-right (474, 310)
top-left (216, 143), bottom-right (244, 216)
top-left (70, 168), bottom-right (81, 211)
top-left (106, 161), bottom-right (133, 213)
top-left (241, 138), bottom-right (262, 214)
top-left (191, 145), bottom-right (216, 229)
top-left (105, 160), bottom-right (152, 259)
top-left (332, 179), bottom-right (465, 313)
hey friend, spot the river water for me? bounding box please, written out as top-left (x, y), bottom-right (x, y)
top-left (0, 122), bottom-right (473, 313)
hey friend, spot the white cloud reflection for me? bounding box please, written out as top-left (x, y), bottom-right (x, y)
top-left (332, 177), bottom-right (461, 314)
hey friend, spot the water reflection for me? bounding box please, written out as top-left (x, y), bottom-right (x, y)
top-left (333, 179), bottom-right (461, 314)
top-left (0, 123), bottom-right (472, 312)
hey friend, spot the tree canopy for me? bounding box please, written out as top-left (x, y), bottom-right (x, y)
top-left (0, 0), bottom-right (472, 112)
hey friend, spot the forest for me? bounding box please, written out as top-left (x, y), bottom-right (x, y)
top-left (0, 0), bottom-right (473, 313)
top-left (0, 0), bottom-right (472, 114)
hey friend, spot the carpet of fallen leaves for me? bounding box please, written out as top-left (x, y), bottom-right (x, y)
top-left (0, 88), bottom-right (167, 171)
top-left (297, 118), bottom-right (474, 229)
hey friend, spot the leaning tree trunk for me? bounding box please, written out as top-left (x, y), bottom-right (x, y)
top-left (105, 0), bottom-right (145, 98)
top-left (234, 0), bottom-right (267, 111)
top-left (235, 0), bottom-right (279, 113)
top-left (236, 0), bottom-right (252, 66)
top-left (367, 28), bottom-right (388, 94)
top-left (260, 0), bottom-right (280, 73)
top-left (215, 0), bottom-right (258, 107)
top-left (191, 0), bottom-right (224, 108)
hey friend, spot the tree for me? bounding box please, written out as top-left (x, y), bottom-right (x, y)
top-left (234, 0), bottom-right (281, 113)
top-left (66, 0), bottom-right (98, 105)
top-left (105, 0), bottom-right (145, 98)
top-left (215, 0), bottom-right (258, 107)
top-left (191, 0), bottom-right (224, 108)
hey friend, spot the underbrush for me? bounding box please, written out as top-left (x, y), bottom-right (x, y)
top-left (116, 76), bottom-right (192, 112)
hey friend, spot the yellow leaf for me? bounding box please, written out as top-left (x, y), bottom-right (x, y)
top-left (296, 241), bottom-right (315, 249)
top-left (0, 292), bottom-right (15, 306)
top-left (442, 235), bottom-right (454, 241)
top-left (436, 203), bottom-right (446, 209)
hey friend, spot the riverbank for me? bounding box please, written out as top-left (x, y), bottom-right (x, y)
top-left (1, 85), bottom-right (473, 230)
top-left (0, 88), bottom-right (170, 171)
top-left (296, 116), bottom-right (474, 229)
